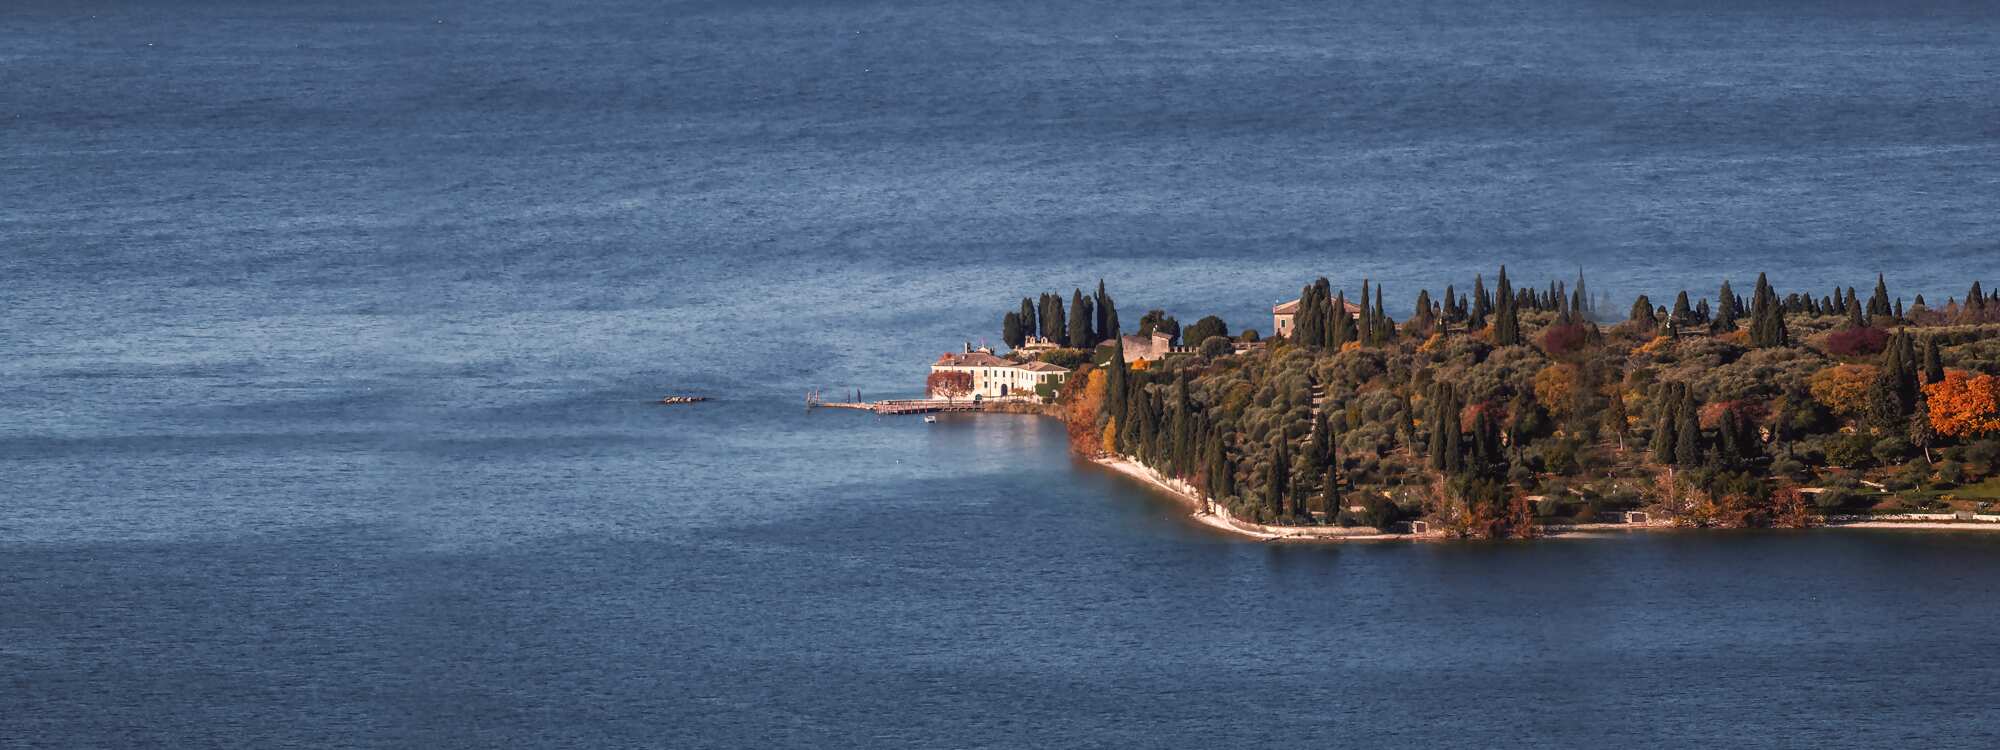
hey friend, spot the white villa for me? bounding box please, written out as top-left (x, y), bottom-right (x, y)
top-left (930, 346), bottom-right (1070, 399)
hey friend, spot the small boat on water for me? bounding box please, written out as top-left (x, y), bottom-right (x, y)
top-left (923, 415), bottom-right (938, 424)
top-left (660, 395), bottom-right (709, 405)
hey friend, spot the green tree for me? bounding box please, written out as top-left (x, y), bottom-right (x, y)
top-left (1867, 274), bottom-right (1892, 322)
top-left (1002, 312), bottom-right (1024, 349)
top-left (1493, 267), bottom-right (1521, 346)
top-left (1019, 298), bottom-right (1037, 339)
top-left (1470, 274), bottom-right (1490, 331)
top-left (1184, 315), bottom-right (1229, 346)
top-left (1713, 280), bottom-right (1740, 332)
top-left (1265, 436), bottom-right (1289, 519)
top-left (1068, 289), bottom-right (1093, 349)
top-left (1749, 273), bottom-right (1788, 348)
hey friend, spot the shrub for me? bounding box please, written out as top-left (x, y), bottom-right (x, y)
top-left (1812, 487), bottom-right (1850, 510)
top-left (1826, 433), bottom-right (1875, 468)
top-left (1825, 326), bottom-right (1890, 357)
top-left (1938, 461), bottom-right (1967, 485)
top-left (1540, 323), bottom-right (1590, 357)
top-left (1199, 335), bottom-right (1233, 359)
top-left (1871, 437), bottom-right (1912, 467)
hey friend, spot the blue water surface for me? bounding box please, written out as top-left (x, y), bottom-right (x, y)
top-left (5, 0), bottom-right (2000, 746)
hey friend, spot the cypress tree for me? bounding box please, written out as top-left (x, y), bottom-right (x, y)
top-left (1651, 389), bottom-right (1679, 466)
top-left (1295, 281), bottom-right (1325, 347)
top-left (1107, 337), bottom-right (1128, 419)
top-left (1575, 268), bottom-right (1591, 316)
top-left (1371, 285), bottom-right (1393, 345)
top-left (1002, 312), bottom-right (1024, 349)
top-left (1307, 411), bottom-right (1332, 469)
top-left (1630, 295), bottom-right (1656, 325)
top-left (1360, 279), bottom-right (1373, 336)
top-left (1171, 378), bottom-right (1194, 477)
top-left (1330, 291), bottom-right (1354, 348)
top-left (1020, 298), bottom-right (1037, 339)
top-left (1068, 289), bottom-right (1092, 349)
top-left (1845, 293), bottom-right (1865, 329)
top-left (1094, 280), bottom-right (1110, 341)
top-left (1493, 270), bottom-right (1521, 346)
top-left (1204, 434), bottom-right (1227, 504)
top-left (1042, 293), bottom-right (1067, 347)
top-left (1749, 273), bottom-right (1788, 348)
top-left (1868, 274), bottom-right (1892, 321)
top-left (1921, 336), bottom-right (1944, 384)
top-left (1675, 391), bottom-right (1702, 468)
top-left (1969, 282), bottom-right (1987, 313)
top-left (1717, 408), bottom-right (1743, 466)
top-left (1671, 291), bottom-right (1694, 333)
top-left (1470, 275), bottom-right (1490, 331)
top-left (1265, 437), bottom-right (1288, 519)
top-left (1412, 289), bottom-right (1437, 335)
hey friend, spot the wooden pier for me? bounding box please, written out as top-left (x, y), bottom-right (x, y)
top-left (811, 398), bottom-right (982, 415)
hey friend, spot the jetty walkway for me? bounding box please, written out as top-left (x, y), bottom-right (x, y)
top-left (813, 399), bottom-right (986, 415)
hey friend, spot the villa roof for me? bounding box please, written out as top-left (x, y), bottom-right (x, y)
top-left (933, 352), bottom-right (1070, 373)
top-left (934, 352), bottom-right (1012, 368)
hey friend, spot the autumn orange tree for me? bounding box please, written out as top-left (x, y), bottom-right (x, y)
top-left (1808, 364), bottom-right (1877, 418)
top-left (1063, 368), bottom-right (1108, 455)
top-left (1924, 370), bottom-right (2000, 439)
top-left (1532, 363), bottom-right (1579, 419)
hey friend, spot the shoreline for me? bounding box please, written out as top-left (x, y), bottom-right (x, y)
top-left (1089, 454), bottom-right (2000, 543)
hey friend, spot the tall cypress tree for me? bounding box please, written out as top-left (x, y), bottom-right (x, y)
top-left (1041, 293), bottom-right (1067, 347)
top-left (1068, 289), bottom-right (1092, 349)
top-left (1750, 273), bottom-right (1788, 348)
top-left (1295, 281), bottom-right (1325, 347)
top-left (1020, 298), bottom-right (1037, 339)
top-left (1713, 280), bottom-right (1740, 332)
top-left (1265, 437), bottom-right (1288, 519)
top-left (1651, 382), bottom-right (1683, 465)
top-left (1921, 336), bottom-right (1944, 384)
top-left (1493, 267), bottom-right (1521, 346)
top-left (1371, 285), bottom-right (1392, 346)
top-left (1106, 337), bottom-right (1128, 421)
top-left (1003, 312), bottom-right (1024, 349)
top-left (1470, 275), bottom-right (1490, 331)
top-left (1868, 274), bottom-right (1892, 321)
top-left (1412, 289), bottom-right (1437, 335)
top-left (1094, 280), bottom-right (1110, 341)
top-left (1330, 291), bottom-right (1354, 348)
top-left (1674, 390), bottom-right (1702, 468)
top-left (1574, 268), bottom-right (1591, 316)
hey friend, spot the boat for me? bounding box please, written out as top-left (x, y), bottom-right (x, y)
top-left (660, 395), bottom-right (710, 405)
top-left (923, 415), bottom-right (938, 424)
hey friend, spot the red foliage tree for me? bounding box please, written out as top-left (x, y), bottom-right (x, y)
top-left (1538, 323), bottom-right (1590, 357)
top-left (926, 370), bottom-right (974, 402)
top-left (1825, 326), bottom-right (1889, 357)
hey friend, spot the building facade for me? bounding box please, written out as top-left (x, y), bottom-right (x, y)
top-left (930, 348), bottom-right (1070, 400)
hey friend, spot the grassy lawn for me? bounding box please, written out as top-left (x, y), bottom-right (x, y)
top-left (1945, 477), bottom-right (2000, 501)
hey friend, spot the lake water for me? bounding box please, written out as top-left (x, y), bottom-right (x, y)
top-left (5, 0), bottom-right (2000, 746)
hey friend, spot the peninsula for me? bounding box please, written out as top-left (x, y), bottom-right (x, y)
top-left (955, 272), bottom-right (2000, 540)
